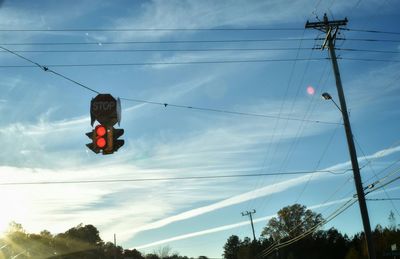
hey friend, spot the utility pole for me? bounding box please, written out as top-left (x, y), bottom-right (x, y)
top-left (306, 14), bottom-right (376, 259)
top-left (114, 233), bottom-right (117, 259)
top-left (241, 209), bottom-right (257, 241)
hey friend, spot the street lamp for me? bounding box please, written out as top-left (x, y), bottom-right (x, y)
top-left (322, 92), bottom-right (342, 112)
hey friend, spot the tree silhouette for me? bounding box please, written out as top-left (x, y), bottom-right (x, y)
top-left (261, 204), bottom-right (323, 241)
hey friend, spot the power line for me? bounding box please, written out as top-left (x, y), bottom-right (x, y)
top-left (0, 58), bottom-right (331, 68)
top-left (367, 198), bottom-right (400, 201)
top-left (343, 38), bottom-right (400, 43)
top-left (120, 97), bottom-right (341, 125)
top-left (246, 29), bottom-right (311, 213)
top-left (337, 48), bottom-right (400, 54)
top-left (344, 28), bottom-right (400, 35)
top-left (2, 58), bottom-right (399, 68)
top-left (0, 45), bottom-right (341, 125)
top-left (341, 58), bottom-right (400, 62)
top-left (0, 46), bottom-right (100, 94)
top-left (0, 27), bottom-right (304, 32)
top-left (0, 47), bottom-right (313, 53)
top-left (353, 136), bottom-right (400, 218)
top-left (0, 38), bottom-right (319, 46)
top-left (1, 26), bottom-right (397, 35)
top-left (0, 170), bottom-right (346, 186)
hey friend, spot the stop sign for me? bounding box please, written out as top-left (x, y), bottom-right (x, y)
top-left (90, 94), bottom-right (121, 126)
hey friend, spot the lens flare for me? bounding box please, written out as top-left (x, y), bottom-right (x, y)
top-left (307, 86), bottom-right (315, 95)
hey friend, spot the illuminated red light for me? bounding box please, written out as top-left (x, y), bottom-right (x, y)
top-left (96, 125), bottom-right (106, 137)
top-left (96, 138), bottom-right (106, 148)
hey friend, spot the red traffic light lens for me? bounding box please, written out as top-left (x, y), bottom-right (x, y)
top-left (96, 138), bottom-right (106, 148)
top-left (96, 125), bottom-right (106, 137)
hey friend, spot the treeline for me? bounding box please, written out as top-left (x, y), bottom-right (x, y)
top-left (223, 204), bottom-right (400, 259)
top-left (2, 204), bottom-right (399, 259)
top-left (223, 226), bottom-right (400, 259)
top-left (0, 222), bottom-right (207, 259)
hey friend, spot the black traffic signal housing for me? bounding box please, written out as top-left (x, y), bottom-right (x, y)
top-left (86, 125), bottom-right (124, 155)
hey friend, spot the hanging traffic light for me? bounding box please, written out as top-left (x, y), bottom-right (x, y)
top-left (86, 125), bottom-right (124, 155)
top-left (87, 94), bottom-right (124, 155)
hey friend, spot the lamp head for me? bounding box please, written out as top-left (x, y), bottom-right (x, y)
top-left (322, 92), bottom-right (332, 100)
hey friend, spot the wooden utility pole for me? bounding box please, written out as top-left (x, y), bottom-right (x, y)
top-left (242, 209), bottom-right (257, 241)
top-left (305, 14), bottom-right (376, 259)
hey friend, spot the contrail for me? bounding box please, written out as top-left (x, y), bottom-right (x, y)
top-left (134, 196), bottom-right (352, 249)
top-left (128, 144), bottom-right (400, 236)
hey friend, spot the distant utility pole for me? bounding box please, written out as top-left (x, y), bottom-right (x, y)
top-left (242, 209), bottom-right (257, 241)
top-left (305, 14), bottom-right (376, 259)
top-left (114, 233), bottom-right (117, 259)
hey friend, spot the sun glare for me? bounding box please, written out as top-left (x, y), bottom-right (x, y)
top-left (0, 188), bottom-right (31, 234)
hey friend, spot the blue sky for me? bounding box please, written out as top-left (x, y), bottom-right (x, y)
top-left (0, 0), bottom-right (399, 257)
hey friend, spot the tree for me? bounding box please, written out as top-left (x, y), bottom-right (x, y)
top-left (154, 246), bottom-right (172, 259)
top-left (124, 248), bottom-right (145, 259)
top-left (223, 235), bottom-right (241, 259)
top-left (261, 204), bottom-right (323, 241)
top-left (54, 224), bottom-right (103, 259)
top-left (389, 210), bottom-right (397, 230)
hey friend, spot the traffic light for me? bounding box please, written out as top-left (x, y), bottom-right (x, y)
top-left (86, 125), bottom-right (124, 155)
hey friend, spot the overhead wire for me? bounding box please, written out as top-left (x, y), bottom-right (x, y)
top-left (277, 37), bottom-right (325, 173)
top-left (2, 58), bottom-right (399, 68)
top-left (291, 62), bottom-right (338, 204)
top-left (353, 136), bottom-right (400, 217)
top-left (0, 45), bottom-right (341, 126)
top-left (120, 97), bottom-right (339, 124)
top-left (3, 47), bottom-right (397, 55)
top-left (246, 29), bottom-right (309, 214)
top-left (337, 48), bottom-right (400, 54)
top-left (0, 58), bottom-right (331, 68)
top-left (0, 170), bottom-right (346, 186)
top-left (1, 37), bottom-right (398, 46)
top-left (343, 28), bottom-right (400, 35)
top-left (367, 198), bottom-right (400, 201)
top-left (0, 38), bottom-right (321, 46)
top-left (278, 27), bottom-right (340, 204)
top-left (0, 46), bottom-right (100, 94)
top-left (341, 38), bottom-right (400, 43)
top-left (0, 27), bottom-right (304, 32)
top-left (0, 47), bottom-right (313, 53)
top-left (341, 57), bottom-right (400, 62)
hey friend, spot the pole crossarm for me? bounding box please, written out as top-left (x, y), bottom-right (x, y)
top-left (305, 18), bottom-right (348, 30)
